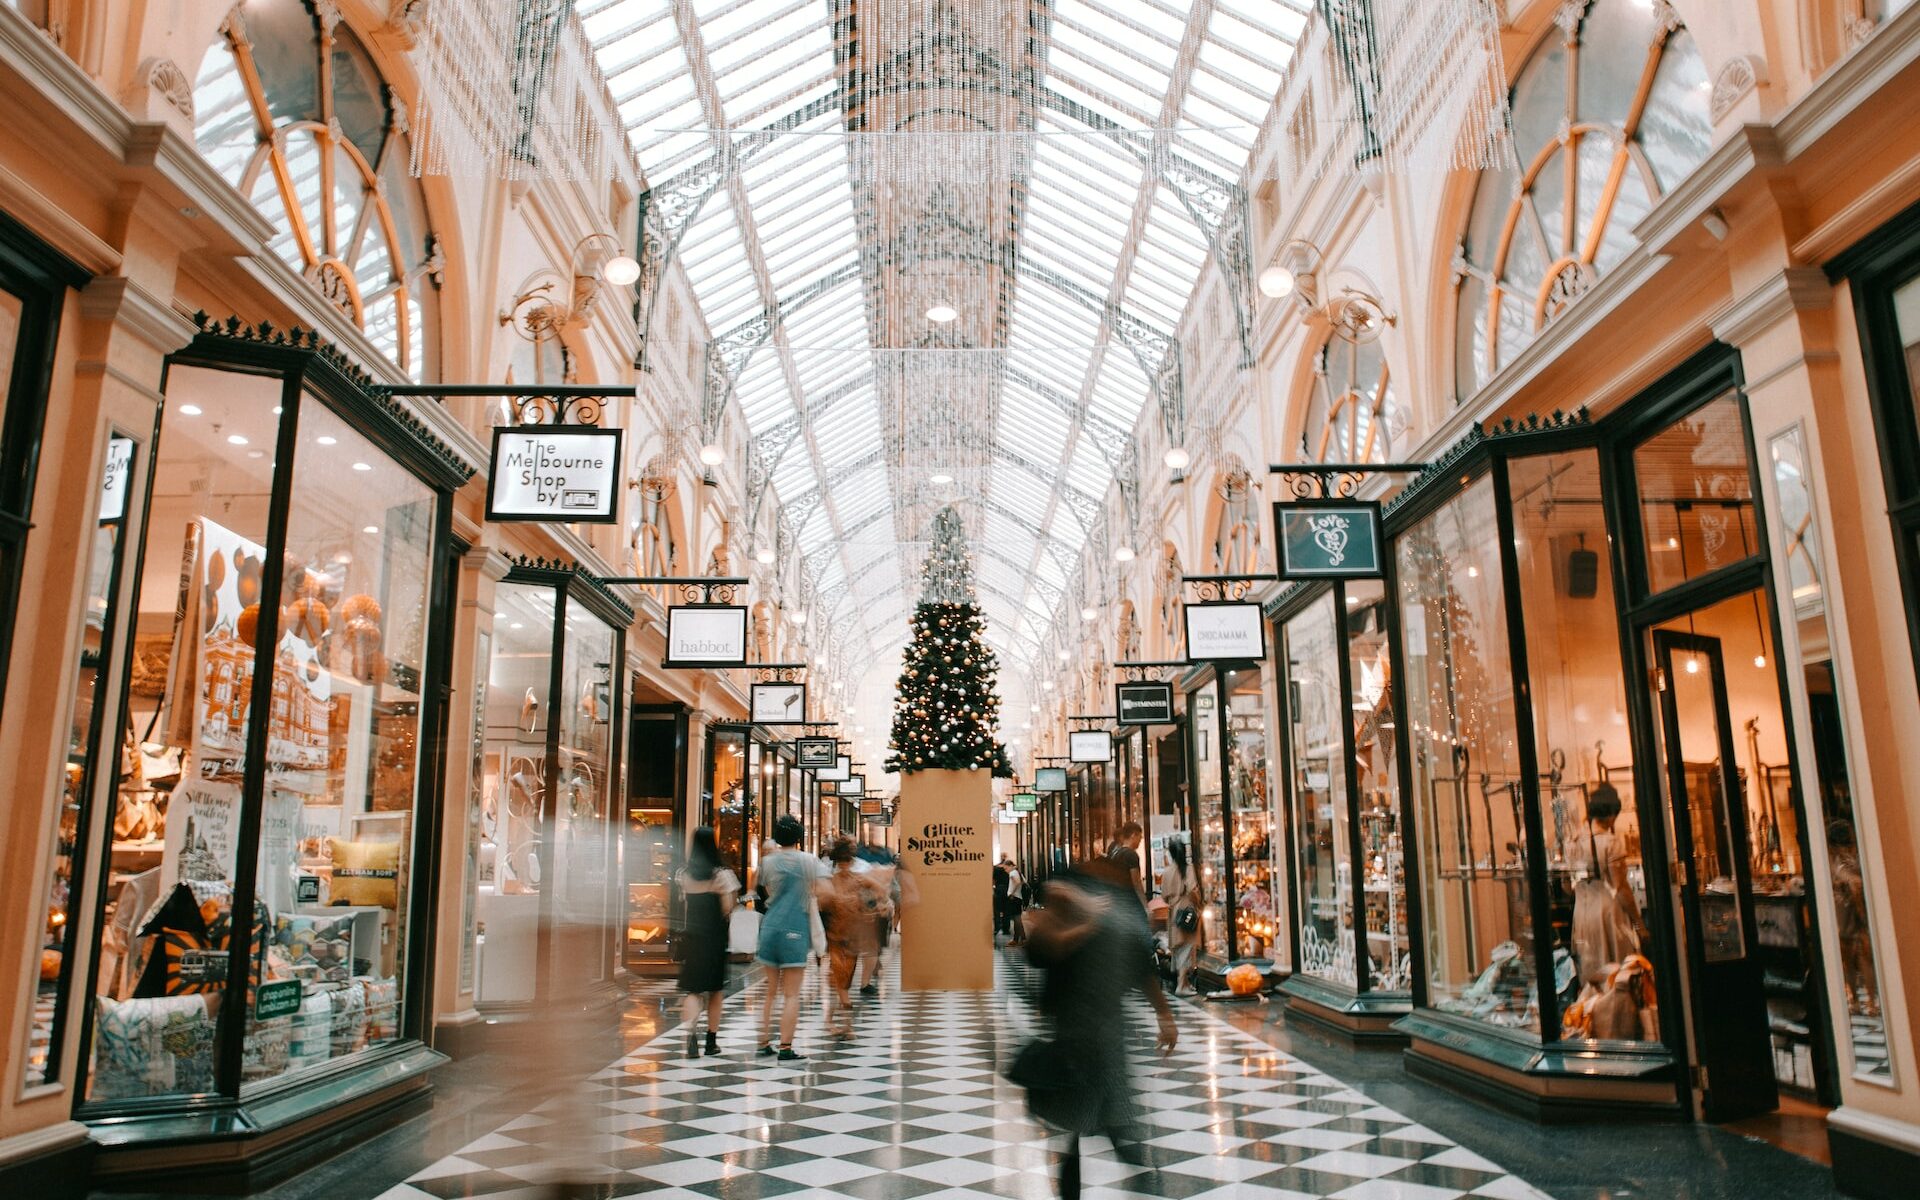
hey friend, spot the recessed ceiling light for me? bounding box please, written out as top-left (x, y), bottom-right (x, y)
top-left (352, 462), bottom-right (372, 471)
top-left (926, 304), bottom-right (958, 323)
top-left (317, 436), bottom-right (338, 446)
top-left (227, 434), bottom-right (249, 446)
top-left (177, 404), bottom-right (202, 416)
top-left (247, 450), bottom-right (265, 459)
top-left (363, 525), bottom-right (379, 534)
top-left (1345, 595), bottom-right (1360, 606)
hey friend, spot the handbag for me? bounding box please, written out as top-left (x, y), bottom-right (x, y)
top-left (1175, 905), bottom-right (1200, 933)
top-left (727, 905), bottom-right (760, 955)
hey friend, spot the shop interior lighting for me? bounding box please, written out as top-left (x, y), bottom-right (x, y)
top-left (226, 434), bottom-right (248, 445)
top-left (363, 525), bottom-right (379, 534)
top-left (351, 462), bottom-right (372, 471)
top-left (317, 436), bottom-right (337, 446)
top-left (177, 404), bottom-right (202, 416)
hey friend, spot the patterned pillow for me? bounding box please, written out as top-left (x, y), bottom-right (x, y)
top-left (360, 976), bottom-right (399, 1044)
top-left (328, 981), bottom-right (368, 1058)
top-left (275, 914), bottom-right (353, 985)
top-left (287, 991), bottom-right (333, 1071)
top-left (92, 994), bottom-right (216, 1099)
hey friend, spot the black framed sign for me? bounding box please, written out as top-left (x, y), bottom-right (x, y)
top-left (1035, 767), bottom-right (1067, 792)
top-left (486, 426), bottom-right (623, 523)
top-left (1068, 730), bottom-right (1114, 763)
top-left (750, 681), bottom-right (807, 724)
top-left (663, 605), bottom-right (748, 667)
top-left (1115, 680), bottom-right (1174, 725)
top-left (1010, 791), bottom-right (1038, 812)
top-left (796, 737), bottom-right (838, 768)
top-left (1184, 601), bottom-right (1267, 662)
top-left (1274, 498), bottom-right (1384, 579)
top-left (842, 774), bottom-right (866, 797)
top-left (818, 754), bottom-right (851, 783)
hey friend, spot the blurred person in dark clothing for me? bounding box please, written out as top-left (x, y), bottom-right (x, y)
top-left (1016, 868), bottom-right (1178, 1199)
top-left (993, 857), bottom-right (1012, 937)
top-left (676, 826), bottom-right (738, 1057)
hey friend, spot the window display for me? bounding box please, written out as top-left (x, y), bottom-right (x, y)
top-left (1347, 580), bottom-right (1409, 994)
top-left (1285, 595), bottom-right (1351, 986)
top-left (1188, 683), bottom-right (1225, 958)
top-left (24, 434), bottom-right (136, 1086)
top-left (1225, 667), bottom-right (1275, 962)
top-left (1398, 476), bottom-right (1537, 1034)
top-left (77, 334), bottom-right (466, 1113)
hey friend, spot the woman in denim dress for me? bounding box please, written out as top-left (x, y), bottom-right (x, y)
top-left (755, 814), bottom-right (821, 1060)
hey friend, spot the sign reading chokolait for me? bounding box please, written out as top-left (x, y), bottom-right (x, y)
top-left (1115, 681), bottom-right (1174, 725)
top-left (749, 681), bottom-right (807, 724)
top-left (796, 737), bottom-right (838, 768)
top-left (1274, 499), bottom-right (1384, 579)
top-left (663, 605), bottom-right (749, 668)
top-left (1184, 601), bottom-right (1267, 662)
top-left (487, 427), bottom-right (623, 523)
top-left (1069, 730), bottom-right (1114, 764)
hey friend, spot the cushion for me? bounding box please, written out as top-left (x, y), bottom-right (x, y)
top-left (360, 976), bottom-right (399, 1044)
top-left (92, 994), bottom-right (216, 1099)
top-left (274, 913), bottom-right (353, 985)
top-left (328, 839), bottom-right (400, 909)
top-left (328, 981), bottom-right (369, 1057)
top-left (287, 991), bottom-right (333, 1071)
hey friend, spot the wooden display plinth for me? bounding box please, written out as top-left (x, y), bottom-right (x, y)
top-left (897, 768), bottom-right (995, 991)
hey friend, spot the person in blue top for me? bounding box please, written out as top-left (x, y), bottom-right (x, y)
top-left (755, 813), bottom-right (821, 1061)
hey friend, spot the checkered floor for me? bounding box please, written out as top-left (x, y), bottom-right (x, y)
top-left (376, 952), bottom-right (1554, 1200)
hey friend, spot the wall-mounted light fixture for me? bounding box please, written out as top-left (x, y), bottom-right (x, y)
top-left (500, 232), bottom-right (641, 341)
top-left (1258, 237), bottom-right (1395, 345)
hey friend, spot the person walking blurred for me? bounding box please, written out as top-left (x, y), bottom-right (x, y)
top-left (1003, 856), bottom-right (1028, 946)
top-left (1160, 834), bottom-right (1201, 995)
top-left (816, 838), bottom-right (892, 1037)
top-left (756, 814), bottom-right (821, 1061)
top-left (993, 857), bottom-right (1012, 939)
top-left (1015, 868), bottom-right (1178, 1199)
top-left (676, 826), bottom-right (739, 1057)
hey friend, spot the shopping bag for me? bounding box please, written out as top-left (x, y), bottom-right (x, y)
top-left (728, 906), bottom-right (761, 955)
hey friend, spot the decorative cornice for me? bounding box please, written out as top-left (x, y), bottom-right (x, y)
top-left (189, 313), bottom-right (478, 484)
top-left (505, 554), bottom-right (637, 627)
top-left (78, 276), bottom-right (197, 355)
top-left (1707, 267), bottom-right (1832, 346)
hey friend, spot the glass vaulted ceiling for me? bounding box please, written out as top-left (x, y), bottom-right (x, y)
top-left (584, 0), bottom-right (1306, 671)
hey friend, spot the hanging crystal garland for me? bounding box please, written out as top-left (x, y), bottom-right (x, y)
top-left (409, 0), bottom-right (615, 182)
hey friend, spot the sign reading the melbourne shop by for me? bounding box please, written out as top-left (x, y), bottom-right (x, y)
top-left (1274, 499), bottom-right (1383, 579)
top-left (487, 427), bottom-right (623, 523)
top-left (1115, 681), bottom-right (1174, 725)
top-left (664, 605), bottom-right (748, 667)
top-left (1184, 601), bottom-right (1267, 662)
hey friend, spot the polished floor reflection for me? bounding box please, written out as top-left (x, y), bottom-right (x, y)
top-left (371, 956), bottom-right (1553, 1200)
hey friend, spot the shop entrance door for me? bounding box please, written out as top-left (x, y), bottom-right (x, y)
top-left (1649, 628), bottom-right (1777, 1121)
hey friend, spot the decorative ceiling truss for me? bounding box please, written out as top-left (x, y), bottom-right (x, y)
top-left (585, 0), bottom-right (1307, 673)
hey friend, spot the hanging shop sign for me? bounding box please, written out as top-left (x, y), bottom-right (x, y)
top-left (486, 426), bottom-right (623, 523)
top-left (1273, 499), bottom-right (1384, 579)
top-left (1069, 730), bottom-right (1115, 763)
top-left (859, 798), bottom-right (886, 817)
top-left (750, 681), bottom-right (807, 725)
top-left (865, 811), bottom-right (894, 826)
top-left (1115, 680), bottom-right (1174, 725)
top-left (1184, 601), bottom-right (1268, 662)
top-left (99, 434), bottom-right (135, 523)
top-left (1035, 767), bottom-right (1067, 793)
top-left (663, 604), bottom-right (749, 668)
top-left (796, 737), bottom-right (839, 768)
top-left (996, 810), bottom-right (1024, 824)
top-left (819, 754), bottom-right (852, 783)
top-left (1010, 791), bottom-right (1038, 812)
top-left (841, 773), bottom-right (866, 798)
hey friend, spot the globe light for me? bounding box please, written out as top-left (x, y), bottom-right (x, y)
top-left (930, 472), bottom-right (954, 485)
top-left (755, 547), bottom-right (776, 564)
top-left (1113, 545), bottom-right (1135, 562)
top-left (1056, 649), bottom-right (1069, 662)
top-left (602, 254), bottom-right (642, 287)
top-left (1163, 446), bottom-right (1191, 470)
top-left (1258, 264), bottom-right (1296, 298)
top-left (699, 442), bottom-right (725, 466)
top-left (925, 304), bottom-right (958, 323)
top-left (1081, 606), bottom-right (1098, 622)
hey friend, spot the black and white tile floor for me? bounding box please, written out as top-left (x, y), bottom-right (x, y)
top-left (376, 955), bottom-right (1552, 1200)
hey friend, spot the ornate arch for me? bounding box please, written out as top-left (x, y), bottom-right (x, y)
top-left (1301, 333), bottom-right (1402, 465)
top-left (1204, 457), bottom-right (1259, 576)
top-left (193, 0), bottom-right (441, 379)
top-left (1453, 0), bottom-right (1711, 398)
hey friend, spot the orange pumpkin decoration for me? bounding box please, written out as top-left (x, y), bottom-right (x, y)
top-left (1226, 963), bottom-right (1264, 996)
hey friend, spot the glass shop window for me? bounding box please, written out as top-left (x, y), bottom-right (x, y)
top-left (1635, 392), bottom-right (1760, 594)
top-left (24, 434), bottom-right (137, 1087)
top-left (553, 603), bottom-right (617, 985)
top-left (1508, 449), bottom-right (1654, 1043)
top-left (1224, 667), bottom-right (1275, 961)
top-left (85, 368), bottom-right (283, 1101)
top-left (1286, 595), bottom-right (1352, 987)
top-left (1347, 579), bottom-right (1410, 994)
top-left (1398, 477), bottom-right (1537, 1035)
top-left (1190, 685), bottom-right (1226, 959)
top-left (240, 395), bottom-right (434, 1089)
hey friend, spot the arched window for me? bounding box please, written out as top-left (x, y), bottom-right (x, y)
top-left (1303, 335), bottom-right (1400, 464)
top-left (1454, 0), bottom-right (1710, 397)
top-left (193, 0), bottom-right (440, 379)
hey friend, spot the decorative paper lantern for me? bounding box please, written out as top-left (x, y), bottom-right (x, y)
top-left (1226, 963), bottom-right (1263, 996)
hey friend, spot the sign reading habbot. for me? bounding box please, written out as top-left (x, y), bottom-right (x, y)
top-left (487, 427), bottom-right (623, 523)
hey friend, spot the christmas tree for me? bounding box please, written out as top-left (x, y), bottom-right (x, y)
top-left (885, 506), bottom-right (1013, 777)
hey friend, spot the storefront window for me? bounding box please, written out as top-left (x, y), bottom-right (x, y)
top-left (1398, 477), bottom-right (1536, 1034)
top-left (1509, 449), bottom-right (1652, 1042)
top-left (1635, 393), bottom-right (1760, 593)
top-left (1347, 580), bottom-right (1409, 994)
top-left (1286, 595), bottom-right (1352, 986)
top-left (1771, 426), bottom-right (1891, 1081)
top-left (240, 392), bottom-right (434, 1089)
top-left (554, 604), bottom-right (617, 983)
top-left (708, 728), bottom-right (750, 887)
top-left (25, 434), bottom-right (136, 1086)
top-left (1190, 683), bottom-right (1225, 958)
top-left (1225, 668), bottom-right (1275, 960)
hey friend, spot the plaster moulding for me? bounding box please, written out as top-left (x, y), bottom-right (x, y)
top-left (1709, 55), bottom-right (1768, 125)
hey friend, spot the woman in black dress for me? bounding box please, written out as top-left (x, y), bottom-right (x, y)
top-left (678, 826), bottom-right (739, 1057)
